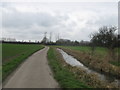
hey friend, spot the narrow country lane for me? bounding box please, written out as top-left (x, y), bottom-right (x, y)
top-left (3, 47), bottom-right (59, 88)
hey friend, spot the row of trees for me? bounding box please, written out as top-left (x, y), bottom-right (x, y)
top-left (56, 39), bottom-right (90, 46)
top-left (42, 26), bottom-right (119, 50)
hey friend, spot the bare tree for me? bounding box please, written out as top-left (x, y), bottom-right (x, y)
top-left (90, 26), bottom-right (118, 61)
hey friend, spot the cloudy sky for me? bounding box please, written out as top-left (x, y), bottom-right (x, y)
top-left (0, 0), bottom-right (118, 42)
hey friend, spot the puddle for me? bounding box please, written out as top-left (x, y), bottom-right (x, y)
top-left (57, 48), bottom-right (120, 86)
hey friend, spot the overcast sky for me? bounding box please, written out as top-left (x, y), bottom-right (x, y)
top-left (0, 0), bottom-right (118, 42)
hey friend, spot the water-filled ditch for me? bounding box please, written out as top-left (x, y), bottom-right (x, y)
top-left (57, 48), bottom-right (119, 86)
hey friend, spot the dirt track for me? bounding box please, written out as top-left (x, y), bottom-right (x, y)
top-left (3, 47), bottom-right (59, 88)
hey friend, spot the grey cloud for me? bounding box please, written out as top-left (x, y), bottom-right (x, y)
top-left (2, 11), bottom-right (67, 29)
top-left (97, 15), bottom-right (117, 26)
top-left (86, 14), bottom-right (118, 27)
top-left (1, 2), bottom-right (117, 41)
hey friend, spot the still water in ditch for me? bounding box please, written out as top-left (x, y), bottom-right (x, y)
top-left (57, 48), bottom-right (119, 86)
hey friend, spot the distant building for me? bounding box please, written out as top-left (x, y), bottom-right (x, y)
top-left (1, 37), bottom-right (16, 42)
top-left (56, 39), bottom-right (70, 42)
top-left (79, 40), bottom-right (90, 46)
top-left (56, 39), bottom-right (71, 45)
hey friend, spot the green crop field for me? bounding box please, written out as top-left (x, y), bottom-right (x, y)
top-left (2, 43), bottom-right (44, 63)
top-left (2, 43), bottom-right (44, 80)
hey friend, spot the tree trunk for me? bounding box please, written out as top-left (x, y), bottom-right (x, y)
top-left (108, 48), bottom-right (115, 61)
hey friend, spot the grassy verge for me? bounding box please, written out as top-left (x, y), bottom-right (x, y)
top-left (47, 47), bottom-right (90, 88)
top-left (2, 44), bottom-right (44, 81)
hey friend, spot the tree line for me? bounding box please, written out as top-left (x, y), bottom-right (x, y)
top-left (47, 26), bottom-right (119, 49)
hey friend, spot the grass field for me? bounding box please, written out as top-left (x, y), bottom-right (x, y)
top-left (2, 43), bottom-right (44, 81)
top-left (2, 43), bottom-right (44, 62)
top-left (60, 46), bottom-right (119, 56)
top-left (47, 47), bottom-right (90, 88)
